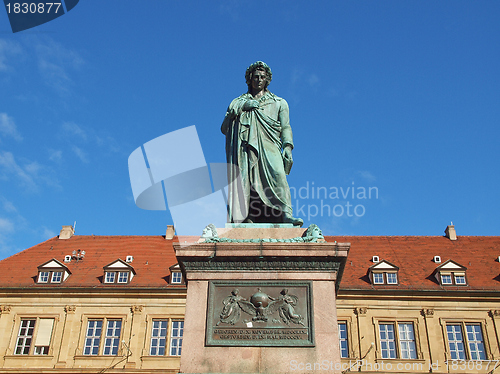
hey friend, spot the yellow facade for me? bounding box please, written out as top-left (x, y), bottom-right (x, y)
top-left (0, 289), bottom-right (185, 373)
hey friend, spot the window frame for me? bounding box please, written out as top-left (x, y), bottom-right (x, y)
top-left (373, 318), bottom-right (422, 360)
top-left (83, 318), bottom-right (123, 356)
top-left (371, 271), bottom-right (399, 285)
top-left (75, 314), bottom-right (128, 357)
top-left (338, 321), bottom-right (349, 358)
top-left (142, 315), bottom-right (185, 358)
top-left (169, 320), bottom-right (184, 356)
top-left (8, 315), bottom-right (58, 357)
top-left (441, 319), bottom-right (490, 361)
top-left (37, 270), bottom-right (66, 284)
top-left (438, 272), bottom-right (468, 286)
top-left (104, 270), bottom-right (131, 284)
top-left (171, 271), bottom-right (183, 284)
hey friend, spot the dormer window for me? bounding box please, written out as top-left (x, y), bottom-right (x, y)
top-left (435, 260), bottom-right (468, 286)
top-left (441, 274), bottom-right (452, 284)
top-left (169, 263), bottom-right (184, 285)
top-left (118, 271), bottom-right (129, 283)
top-left (373, 273), bottom-right (384, 284)
top-left (51, 272), bottom-right (63, 283)
top-left (368, 260), bottom-right (399, 285)
top-left (103, 259), bottom-right (136, 285)
top-left (171, 272), bottom-right (182, 284)
top-left (386, 273), bottom-right (398, 284)
top-left (38, 272), bottom-right (49, 283)
top-left (36, 259), bottom-right (71, 284)
top-left (105, 272), bottom-right (116, 283)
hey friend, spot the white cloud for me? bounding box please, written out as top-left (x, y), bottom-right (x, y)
top-left (308, 74), bottom-right (320, 87)
top-left (1, 198), bottom-right (17, 213)
top-left (0, 151), bottom-right (60, 191)
top-left (41, 227), bottom-right (56, 240)
top-left (72, 146), bottom-right (88, 163)
top-left (0, 151), bottom-right (36, 190)
top-left (0, 39), bottom-right (22, 72)
top-left (35, 37), bottom-right (84, 94)
top-left (48, 149), bottom-right (62, 162)
top-left (356, 170), bottom-right (377, 183)
top-left (62, 121), bottom-right (87, 141)
top-left (0, 217), bottom-right (14, 233)
top-left (0, 113), bottom-right (23, 142)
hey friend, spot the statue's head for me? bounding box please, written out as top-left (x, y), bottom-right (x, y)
top-left (305, 224), bottom-right (323, 239)
top-left (201, 223), bottom-right (218, 239)
top-left (245, 61), bottom-right (272, 91)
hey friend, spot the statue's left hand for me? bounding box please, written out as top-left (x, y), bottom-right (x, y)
top-left (283, 146), bottom-right (293, 174)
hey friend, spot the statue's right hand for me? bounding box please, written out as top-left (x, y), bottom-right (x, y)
top-left (243, 100), bottom-right (259, 111)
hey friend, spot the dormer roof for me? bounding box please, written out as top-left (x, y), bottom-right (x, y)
top-left (103, 258), bottom-right (136, 275)
top-left (434, 259), bottom-right (467, 272)
top-left (368, 259), bottom-right (399, 271)
top-left (37, 258), bottom-right (71, 274)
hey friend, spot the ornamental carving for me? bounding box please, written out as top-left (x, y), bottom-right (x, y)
top-left (489, 310), bottom-right (500, 318)
top-left (64, 305), bottom-right (76, 313)
top-left (183, 259), bottom-right (340, 272)
top-left (131, 305), bottom-right (144, 314)
top-left (216, 288), bottom-right (305, 327)
top-left (422, 308), bottom-right (434, 317)
top-left (0, 305), bottom-right (11, 314)
top-left (355, 307), bottom-right (367, 316)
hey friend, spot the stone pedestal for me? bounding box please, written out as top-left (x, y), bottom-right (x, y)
top-left (175, 225), bottom-right (349, 374)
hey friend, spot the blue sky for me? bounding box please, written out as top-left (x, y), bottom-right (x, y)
top-left (0, 1), bottom-right (499, 259)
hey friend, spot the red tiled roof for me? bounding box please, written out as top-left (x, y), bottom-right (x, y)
top-left (0, 236), bottom-right (181, 289)
top-left (0, 235), bottom-right (499, 292)
top-left (328, 236), bottom-right (500, 292)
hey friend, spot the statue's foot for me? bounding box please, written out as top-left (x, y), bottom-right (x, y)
top-left (243, 217), bottom-right (254, 224)
top-left (283, 214), bottom-right (303, 227)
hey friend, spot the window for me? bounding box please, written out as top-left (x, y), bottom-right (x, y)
top-left (338, 322), bottom-right (348, 358)
top-left (104, 271), bottom-right (131, 284)
top-left (83, 319), bottom-right (122, 355)
top-left (441, 274), bottom-right (452, 284)
top-left (440, 273), bottom-right (467, 286)
top-left (373, 273), bottom-right (384, 284)
top-left (150, 320), bottom-right (168, 356)
top-left (105, 272), bottom-right (116, 283)
top-left (446, 323), bottom-right (486, 360)
top-left (454, 275), bottom-right (466, 285)
top-left (435, 260), bottom-right (468, 286)
top-left (15, 318), bottom-right (54, 355)
top-left (38, 272), bottom-right (49, 283)
top-left (117, 271), bottom-right (129, 283)
top-left (37, 270), bottom-right (66, 284)
top-left (170, 321), bottom-right (183, 356)
top-left (171, 272), bottom-right (182, 284)
top-left (386, 273), bottom-right (398, 284)
top-left (372, 272), bottom-right (399, 285)
top-left (378, 322), bottom-right (417, 359)
top-left (51, 271), bottom-right (62, 283)
top-left (36, 259), bottom-right (70, 284)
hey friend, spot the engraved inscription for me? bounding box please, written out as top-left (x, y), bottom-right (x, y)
top-left (206, 281), bottom-right (314, 347)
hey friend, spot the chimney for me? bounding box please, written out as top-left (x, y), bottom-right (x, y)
top-left (59, 225), bottom-right (75, 239)
top-left (165, 225), bottom-right (175, 240)
top-left (444, 222), bottom-right (457, 241)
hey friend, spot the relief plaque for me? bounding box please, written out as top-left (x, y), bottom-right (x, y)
top-left (206, 281), bottom-right (314, 347)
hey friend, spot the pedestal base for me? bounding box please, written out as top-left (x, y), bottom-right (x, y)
top-left (175, 228), bottom-right (349, 374)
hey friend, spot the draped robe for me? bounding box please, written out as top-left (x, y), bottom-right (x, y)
top-left (221, 91), bottom-right (294, 223)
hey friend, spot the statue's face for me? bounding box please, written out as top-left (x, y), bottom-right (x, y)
top-left (202, 226), bottom-right (213, 238)
top-left (251, 69), bottom-right (267, 92)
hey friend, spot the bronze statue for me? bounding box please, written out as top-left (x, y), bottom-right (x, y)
top-left (221, 61), bottom-right (303, 226)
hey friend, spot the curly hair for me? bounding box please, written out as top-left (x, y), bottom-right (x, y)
top-left (245, 61), bottom-right (272, 90)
